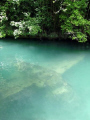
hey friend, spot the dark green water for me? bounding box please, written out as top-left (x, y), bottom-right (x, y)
top-left (0, 39), bottom-right (90, 120)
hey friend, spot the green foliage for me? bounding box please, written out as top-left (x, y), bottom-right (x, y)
top-left (59, 0), bottom-right (90, 42)
top-left (0, 10), bottom-right (8, 38)
top-left (10, 17), bottom-right (41, 39)
top-left (0, 0), bottom-right (42, 38)
top-left (0, 0), bottom-right (90, 42)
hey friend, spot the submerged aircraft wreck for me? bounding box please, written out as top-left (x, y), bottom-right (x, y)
top-left (0, 57), bottom-right (82, 104)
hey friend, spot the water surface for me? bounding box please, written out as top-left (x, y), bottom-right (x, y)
top-left (0, 39), bottom-right (90, 120)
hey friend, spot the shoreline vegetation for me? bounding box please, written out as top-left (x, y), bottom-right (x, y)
top-left (0, 0), bottom-right (90, 43)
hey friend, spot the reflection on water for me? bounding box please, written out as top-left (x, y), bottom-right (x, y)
top-left (0, 39), bottom-right (90, 120)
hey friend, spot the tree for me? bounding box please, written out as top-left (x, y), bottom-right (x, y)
top-left (58, 0), bottom-right (90, 42)
top-left (0, 0), bottom-right (90, 42)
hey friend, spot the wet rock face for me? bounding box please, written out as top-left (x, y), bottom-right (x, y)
top-left (0, 62), bottom-right (76, 103)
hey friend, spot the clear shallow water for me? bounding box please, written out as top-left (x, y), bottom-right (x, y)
top-left (0, 39), bottom-right (90, 120)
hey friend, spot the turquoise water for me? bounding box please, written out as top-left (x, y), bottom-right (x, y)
top-left (0, 39), bottom-right (90, 120)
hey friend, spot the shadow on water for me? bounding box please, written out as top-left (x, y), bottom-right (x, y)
top-left (1, 38), bottom-right (90, 50)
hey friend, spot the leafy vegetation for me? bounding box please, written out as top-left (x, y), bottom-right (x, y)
top-left (0, 0), bottom-right (90, 42)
